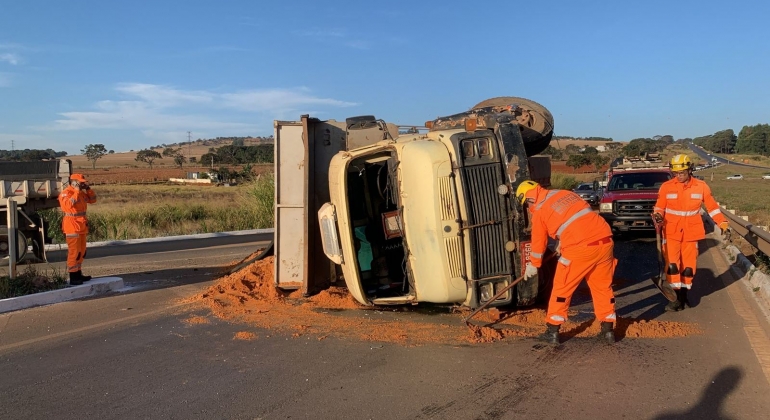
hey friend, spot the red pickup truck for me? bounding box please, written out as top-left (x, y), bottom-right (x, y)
top-left (598, 165), bottom-right (672, 233)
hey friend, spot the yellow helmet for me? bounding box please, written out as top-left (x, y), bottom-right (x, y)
top-left (515, 180), bottom-right (539, 204)
top-left (669, 154), bottom-right (693, 172)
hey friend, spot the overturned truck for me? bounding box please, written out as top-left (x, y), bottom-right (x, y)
top-left (274, 97), bottom-right (558, 309)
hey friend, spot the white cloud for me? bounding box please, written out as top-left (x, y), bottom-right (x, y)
top-left (0, 53), bottom-right (20, 65)
top-left (45, 83), bottom-right (357, 140)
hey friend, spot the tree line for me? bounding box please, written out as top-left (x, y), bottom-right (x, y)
top-left (693, 124), bottom-right (770, 156)
top-left (0, 149), bottom-right (68, 161)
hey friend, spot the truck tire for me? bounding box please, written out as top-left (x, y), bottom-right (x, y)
top-left (0, 227), bottom-right (28, 263)
top-left (471, 96), bottom-right (554, 157)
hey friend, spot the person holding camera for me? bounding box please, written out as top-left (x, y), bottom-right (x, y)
top-left (58, 173), bottom-right (97, 285)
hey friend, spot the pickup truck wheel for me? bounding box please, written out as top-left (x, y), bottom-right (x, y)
top-left (0, 227), bottom-right (28, 262)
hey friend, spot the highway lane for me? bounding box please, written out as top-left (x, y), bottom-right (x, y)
top-left (1, 231), bottom-right (770, 419)
top-left (0, 231), bottom-right (273, 290)
top-left (688, 142), bottom-right (769, 169)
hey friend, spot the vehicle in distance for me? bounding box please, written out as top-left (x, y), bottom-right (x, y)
top-left (572, 182), bottom-right (600, 205)
top-left (762, 174), bottom-right (770, 180)
top-left (726, 174), bottom-right (743, 180)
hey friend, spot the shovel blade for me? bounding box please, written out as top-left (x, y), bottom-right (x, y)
top-left (652, 275), bottom-right (678, 302)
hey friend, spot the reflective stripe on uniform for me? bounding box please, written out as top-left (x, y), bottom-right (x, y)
top-left (665, 208), bottom-right (700, 217)
top-left (605, 313), bottom-right (616, 320)
top-left (555, 207), bottom-right (592, 238)
top-left (550, 315), bottom-right (565, 322)
top-left (66, 233), bottom-right (80, 238)
top-left (531, 252), bottom-right (543, 259)
top-left (669, 282), bottom-right (692, 289)
top-left (558, 256), bottom-right (571, 266)
top-left (64, 212), bottom-right (87, 217)
top-left (535, 190), bottom-right (560, 210)
top-left (709, 209), bottom-right (722, 217)
top-left (691, 193), bottom-right (703, 199)
top-left (666, 193), bottom-right (677, 199)
top-left (654, 207), bottom-right (664, 214)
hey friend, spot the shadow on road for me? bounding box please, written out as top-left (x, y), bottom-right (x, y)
top-left (651, 366), bottom-right (742, 420)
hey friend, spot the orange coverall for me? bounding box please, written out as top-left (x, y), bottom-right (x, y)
top-left (653, 177), bottom-right (725, 289)
top-left (58, 185), bottom-right (97, 273)
top-left (527, 185), bottom-right (617, 326)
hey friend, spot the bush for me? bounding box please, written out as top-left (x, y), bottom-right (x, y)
top-left (0, 266), bottom-right (67, 299)
top-left (550, 173), bottom-right (580, 190)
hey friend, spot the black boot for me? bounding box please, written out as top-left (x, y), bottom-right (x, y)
top-left (598, 321), bottom-right (615, 345)
top-left (78, 270), bottom-right (92, 282)
top-left (665, 289), bottom-right (685, 312)
top-left (538, 323), bottom-right (560, 345)
top-left (69, 271), bottom-right (84, 286)
top-left (680, 288), bottom-right (689, 308)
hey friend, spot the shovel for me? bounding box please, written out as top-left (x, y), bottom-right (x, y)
top-left (651, 222), bottom-right (678, 302)
top-left (463, 275), bottom-right (526, 325)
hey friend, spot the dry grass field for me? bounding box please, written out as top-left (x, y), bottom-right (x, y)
top-left (67, 137), bottom-right (268, 170)
top-left (62, 138), bottom-right (273, 184)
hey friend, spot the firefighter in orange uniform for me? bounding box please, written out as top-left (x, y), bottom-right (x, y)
top-left (653, 154), bottom-right (728, 311)
top-left (58, 173), bottom-right (97, 285)
top-left (515, 180), bottom-right (617, 345)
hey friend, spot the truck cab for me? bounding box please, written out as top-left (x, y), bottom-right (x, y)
top-left (598, 164), bottom-right (672, 232)
top-left (318, 104), bottom-right (556, 309)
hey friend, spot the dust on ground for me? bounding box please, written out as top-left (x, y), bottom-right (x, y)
top-left (183, 316), bottom-right (210, 325)
top-left (185, 257), bottom-right (701, 346)
top-left (234, 331), bottom-right (257, 340)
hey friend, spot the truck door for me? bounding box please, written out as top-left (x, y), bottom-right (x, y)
top-left (274, 116), bottom-right (347, 295)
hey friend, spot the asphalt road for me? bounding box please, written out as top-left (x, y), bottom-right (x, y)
top-left (688, 143), bottom-right (769, 170)
top-left (1, 231), bottom-right (770, 419)
top-left (0, 232), bottom-right (274, 290)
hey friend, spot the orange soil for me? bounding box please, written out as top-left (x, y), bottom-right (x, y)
top-left (186, 257), bottom-right (701, 346)
top-left (183, 316), bottom-right (210, 325)
top-left (234, 331), bottom-right (258, 340)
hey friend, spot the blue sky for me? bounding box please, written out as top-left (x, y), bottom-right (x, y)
top-left (1, 0), bottom-right (769, 155)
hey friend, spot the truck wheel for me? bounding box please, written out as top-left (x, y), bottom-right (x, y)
top-left (0, 227), bottom-right (28, 263)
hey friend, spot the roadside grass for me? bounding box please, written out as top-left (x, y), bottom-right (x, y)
top-left (39, 174), bottom-right (275, 243)
top-left (0, 265), bottom-right (67, 299)
top-left (697, 164), bottom-right (770, 226)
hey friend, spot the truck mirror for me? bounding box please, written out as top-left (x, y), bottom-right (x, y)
top-left (593, 180), bottom-right (599, 191)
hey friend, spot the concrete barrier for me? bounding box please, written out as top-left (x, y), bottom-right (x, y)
top-left (703, 213), bottom-right (770, 311)
top-left (0, 277), bottom-right (125, 314)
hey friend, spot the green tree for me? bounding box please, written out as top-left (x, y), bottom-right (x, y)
top-left (173, 153), bottom-right (187, 169)
top-left (566, 154), bottom-right (589, 172)
top-left (541, 145), bottom-right (564, 161)
top-left (590, 154), bottom-right (610, 172)
top-left (564, 144), bottom-right (581, 155)
top-left (81, 144), bottom-right (108, 169)
top-left (736, 124), bottom-right (770, 156)
top-left (162, 147), bottom-right (179, 157)
top-left (135, 149), bottom-right (162, 169)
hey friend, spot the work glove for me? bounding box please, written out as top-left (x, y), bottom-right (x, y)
top-left (719, 221), bottom-right (729, 231)
top-left (524, 263), bottom-right (538, 282)
top-left (652, 212), bottom-right (664, 224)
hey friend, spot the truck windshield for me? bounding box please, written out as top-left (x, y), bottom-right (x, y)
top-left (608, 172), bottom-right (671, 191)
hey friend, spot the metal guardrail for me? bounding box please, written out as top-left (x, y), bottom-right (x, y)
top-left (721, 206), bottom-right (770, 256)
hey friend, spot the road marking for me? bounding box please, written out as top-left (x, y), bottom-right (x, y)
top-left (712, 241), bottom-right (770, 385)
top-left (0, 300), bottom-right (196, 353)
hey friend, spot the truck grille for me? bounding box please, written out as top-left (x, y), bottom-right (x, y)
top-left (614, 200), bottom-right (657, 216)
top-left (461, 164), bottom-right (511, 278)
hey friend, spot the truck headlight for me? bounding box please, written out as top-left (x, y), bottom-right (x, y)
top-left (600, 203), bottom-right (612, 213)
top-left (480, 283), bottom-right (493, 302)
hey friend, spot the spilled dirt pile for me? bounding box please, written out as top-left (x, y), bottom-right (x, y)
top-left (186, 257), bottom-right (701, 346)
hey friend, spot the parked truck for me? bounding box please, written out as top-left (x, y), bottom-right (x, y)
top-left (0, 159), bottom-right (72, 262)
top-left (274, 97), bottom-right (558, 309)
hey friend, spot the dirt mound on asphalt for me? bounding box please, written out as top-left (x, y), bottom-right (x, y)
top-left (186, 258), bottom-right (701, 346)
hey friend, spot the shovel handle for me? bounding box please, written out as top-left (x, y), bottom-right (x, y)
top-left (463, 275), bottom-right (526, 323)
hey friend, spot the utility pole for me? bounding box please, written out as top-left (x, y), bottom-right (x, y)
top-left (10, 139), bottom-right (14, 151)
top-left (187, 131), bottom-right (192, 157)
